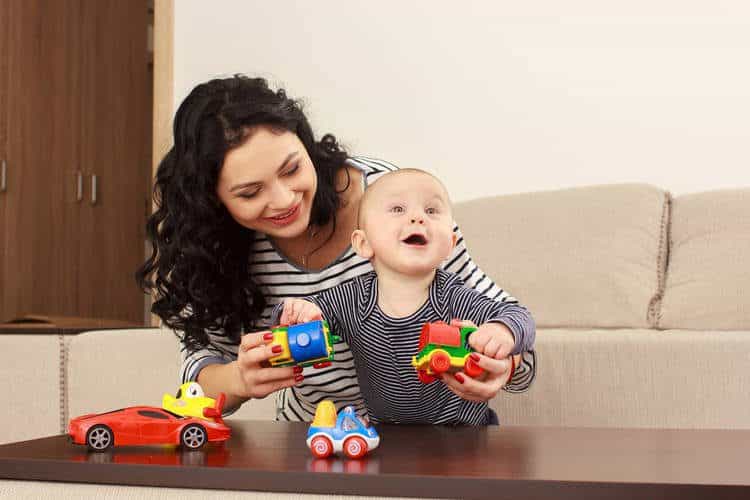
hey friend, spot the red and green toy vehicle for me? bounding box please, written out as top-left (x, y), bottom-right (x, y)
top-left (268, 319), bottom-right (341, 369)
top-left (411, 321), bottom-right (485, 383)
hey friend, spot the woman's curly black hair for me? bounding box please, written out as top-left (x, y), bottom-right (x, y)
top-left (136, 75), bottom-right (349, 351)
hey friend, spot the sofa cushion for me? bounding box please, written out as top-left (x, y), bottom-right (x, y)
top-left (454, 184), bottom-right (669, 328)
top-left (0, 335), bottom-right (60, 443)
top-left (491, 328), bottom-right (750, 429)
top-left (659, 188), bottom-right (750, 330)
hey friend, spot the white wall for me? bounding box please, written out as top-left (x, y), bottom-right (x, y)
top-left (174, 0), bottom-right (750, 201)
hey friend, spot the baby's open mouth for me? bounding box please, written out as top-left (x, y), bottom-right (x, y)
top-left (402, 234), bottom-right (428, 246)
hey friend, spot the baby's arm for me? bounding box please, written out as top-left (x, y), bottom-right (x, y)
top-left (448, 284), bottom-right (535, 360)
top-left (466, 321), bottom-right (516, 360)
top-left (439, 277), bottom-right (536, 399)
top-left (270, 283), bottom-right (357, 344)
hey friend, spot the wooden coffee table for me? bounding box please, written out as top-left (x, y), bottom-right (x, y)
top-left (0, 422), bottom-right (747, 499)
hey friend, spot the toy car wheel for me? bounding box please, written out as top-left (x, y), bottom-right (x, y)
top-left (180, 424), bottom-right (207, 450)
top-left (343, 436), bottom-right (368, 459)
top-left (310, 435), bottom-right (334, 458)
top-left (464, 355), bottom-right (484, 378)
top-left (86, 424), bottom-right (113, 451)
top-left (417, 369), bottom-right (437, 384)
top-left (429, 350), bottom-right (451, 374)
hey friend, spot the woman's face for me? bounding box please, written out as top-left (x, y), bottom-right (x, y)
top-left (216, 126), bottom-right (318, 239)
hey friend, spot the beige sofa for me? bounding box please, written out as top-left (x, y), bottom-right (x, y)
top-left (1, 183), bottom-right (748, 496)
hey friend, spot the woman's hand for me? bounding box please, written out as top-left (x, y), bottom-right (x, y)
top-left (441, 353), bottom-right (516, 403)
top-left (279, 298), bottom-right (323, 325)
top-left (231, 331), bottom-right (304, 399)
top-left (441, 318), bottom-right (517, 402)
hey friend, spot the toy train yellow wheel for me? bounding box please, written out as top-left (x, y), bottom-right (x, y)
top-left (429, 350), bottom-right (451, 374)
top-left (343, 436), bottom-right (368, 459)
top-left (310, 436), bottom-right (333, 458)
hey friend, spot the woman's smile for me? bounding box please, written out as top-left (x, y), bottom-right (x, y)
top-left (264, 202), bottom-right (301, 226)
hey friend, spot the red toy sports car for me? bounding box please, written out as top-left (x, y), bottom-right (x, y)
top-left (69, 394), bottom-right (230, 451)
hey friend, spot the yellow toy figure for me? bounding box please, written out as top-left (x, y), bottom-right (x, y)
top-left (311, 400), bottom-right (338, 428)
top-left (162, 382), bottom-right (221, 421)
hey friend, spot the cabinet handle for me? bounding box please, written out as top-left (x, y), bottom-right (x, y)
top-left (91, 174), bottom-right (98, 205)
top-left (76, 172), bottom-right (83, 202)
top-left (1, 160), bottom-right (6, 192)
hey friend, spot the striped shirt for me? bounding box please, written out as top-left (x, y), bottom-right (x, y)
top-left (179, 156), bottom-right (537, 421)
top-left (272, 269), bottom-right (535, 425)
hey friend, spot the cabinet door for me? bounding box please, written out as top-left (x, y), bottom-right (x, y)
top-left (77, 0), bottom-right (149, 323)
top-left (1, 0), bottom-right (81, 320)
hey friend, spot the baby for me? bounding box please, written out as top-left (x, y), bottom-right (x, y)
top-left (273, 169), bottom-right (535, 425)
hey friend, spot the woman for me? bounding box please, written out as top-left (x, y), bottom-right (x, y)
top-left (137, 75), bottom-right (536, 421)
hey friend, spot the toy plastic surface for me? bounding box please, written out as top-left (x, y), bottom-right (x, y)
top-left (411, 321), bottom-right (484, 383)
top-left (162, 381), bottom-right (223, 420)
top-left (68, 385), bottom-right (230, 452)
top-left (306, 401), bottom-right (380, 459)
top-left (268, 319), bottom-right (341, 369)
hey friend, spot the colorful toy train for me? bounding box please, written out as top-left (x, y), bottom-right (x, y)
top-left (411, 321), bottom-right (484, 383)
top-left (268, 319), bottom-right (341, 369)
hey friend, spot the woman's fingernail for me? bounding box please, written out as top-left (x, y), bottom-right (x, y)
top-left (295, 374), bottom-right (304, 383)
top-left (293, 366), bottom-right (303, 374)
top-left (455, 373), bottom-right (465, 384)
top-left (470, 353), bottom-right (481, 362)
top-left (271, 345), bottom-right (283, 354)
top-left (263, 332), bottom-right (274, 341)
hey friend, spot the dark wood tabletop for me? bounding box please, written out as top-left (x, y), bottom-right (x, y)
top-left (0, 421), bottom-right (748, 499)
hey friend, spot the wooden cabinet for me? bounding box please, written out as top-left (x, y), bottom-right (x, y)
top-left (0, 0), bottom-right (150, 324)
top-left (0, 0), bottom-right (8, 318)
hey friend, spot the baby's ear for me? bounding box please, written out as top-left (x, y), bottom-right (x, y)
top-left (442, 231), bottom-right (457, 259)
top-left (351, 229), bottom-right (374, 259)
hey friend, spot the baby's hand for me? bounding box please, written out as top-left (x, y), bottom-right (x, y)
top-left (466, 321), bottom-right (515, 360)
top-left (279, 299), bottom-right (323, 326)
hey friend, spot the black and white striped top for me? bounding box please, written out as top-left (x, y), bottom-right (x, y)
top-left (273, 269), bottom-right (535, 425)
top-left (179, 156), bottom-right (537, 421)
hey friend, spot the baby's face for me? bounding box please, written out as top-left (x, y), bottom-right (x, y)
top-left (359, 172), bottom-right (455, 276)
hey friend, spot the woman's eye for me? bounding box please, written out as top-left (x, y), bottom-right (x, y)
top-left (390, 205), bottom-right (404, 213)
top-left (238, 190), bottom-right (260, 199)
top-left (284, 163), bottom-right (299, 176)
top-left (425, 207), bottom-right (438, 215)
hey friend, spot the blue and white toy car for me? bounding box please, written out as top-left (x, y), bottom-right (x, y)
top-left (306, 401), bottom-right (380, 459)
